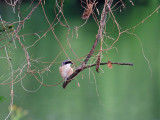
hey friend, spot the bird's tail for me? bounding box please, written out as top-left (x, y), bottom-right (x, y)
top-left (63, 79), bottom-right (70, 88)
top-left (62, 81), bottom-right (66, 88)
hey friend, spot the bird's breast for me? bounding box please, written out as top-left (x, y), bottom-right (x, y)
top-left (59, 65), bottom-right (73, 80)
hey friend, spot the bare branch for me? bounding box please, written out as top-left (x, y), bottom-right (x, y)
top-left (63, 62), bottom-right (133, 88)
top-left (63, 0), bottom-right (114, 88)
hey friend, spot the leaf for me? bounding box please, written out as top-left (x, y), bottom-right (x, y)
top-left (107, 61), bottom-right (112, 69)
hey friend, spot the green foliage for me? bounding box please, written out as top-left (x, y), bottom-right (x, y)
top-left (0, 96), bottom-right (6, 102)
top-left (10, 105), bottom-right (28, 120)
top-left (0, 21), bottom-right (14, 35)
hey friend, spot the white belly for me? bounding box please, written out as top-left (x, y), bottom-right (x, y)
top-left (59, 64), bottom-right (73, 80)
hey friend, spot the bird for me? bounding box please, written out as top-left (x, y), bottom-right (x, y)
top-left (59, 60), bottom-right (73, 85)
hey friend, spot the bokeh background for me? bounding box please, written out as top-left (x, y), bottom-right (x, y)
top-left (0, 0), bottom-right (160, 120)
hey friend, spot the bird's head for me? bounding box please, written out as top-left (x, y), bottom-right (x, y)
top-left (61, 60), bottom-right (73, 66)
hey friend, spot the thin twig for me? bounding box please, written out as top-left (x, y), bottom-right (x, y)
top-left (84, 62), bottom-right (133, 69)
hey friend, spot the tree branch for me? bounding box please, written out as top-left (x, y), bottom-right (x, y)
top-left (83, 0), bottom-right (113, 65)
top-left (62, 0), bottom-right (115, 88)
top-left (63, 62), bottom-right (133, 88)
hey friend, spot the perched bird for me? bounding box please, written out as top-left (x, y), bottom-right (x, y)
top-left (59, 60), bottom-right (73, 84)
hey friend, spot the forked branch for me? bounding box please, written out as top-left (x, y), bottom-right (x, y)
top-left (63, 0), bottom-right (115, 88)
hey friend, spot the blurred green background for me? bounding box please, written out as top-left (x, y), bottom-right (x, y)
top-left (0, 0), bottom-right (160, 120)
